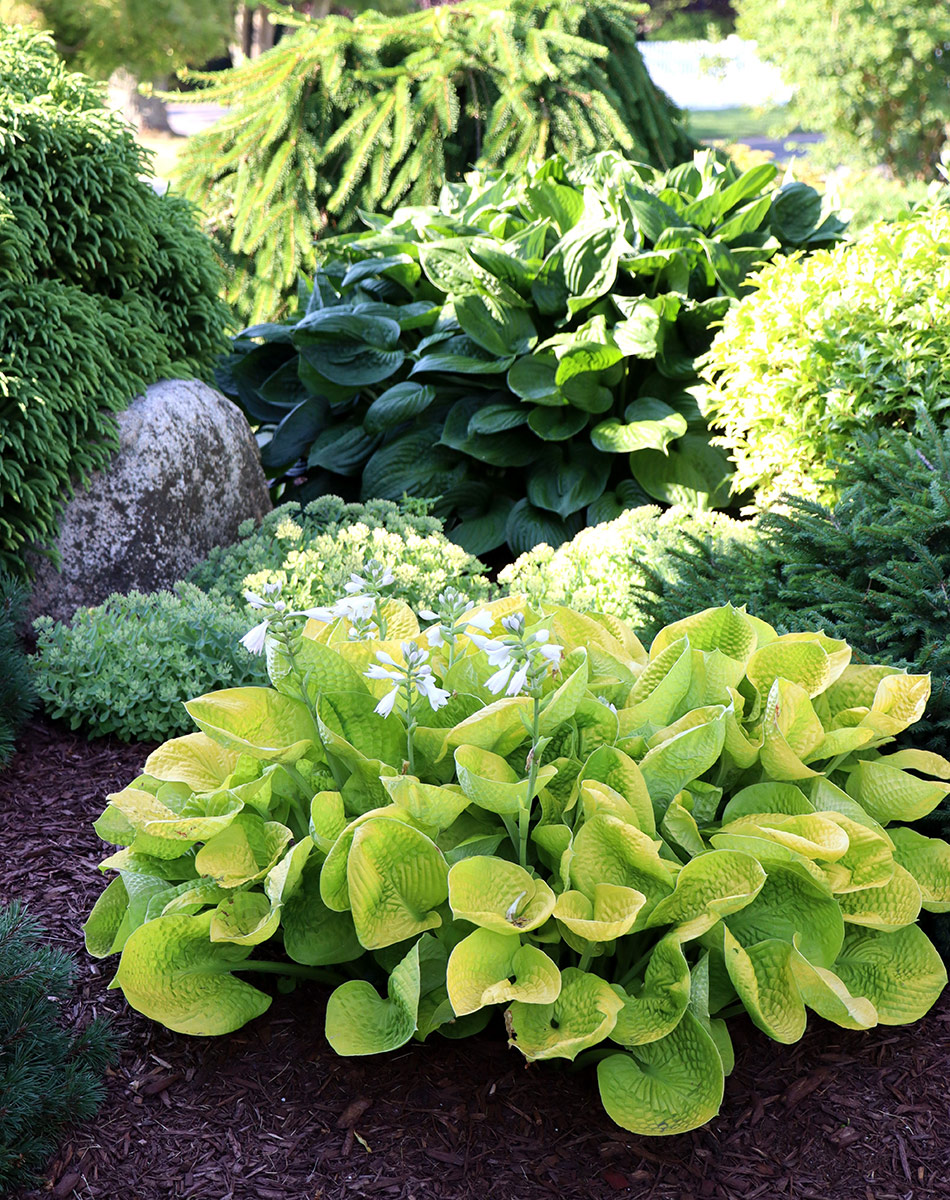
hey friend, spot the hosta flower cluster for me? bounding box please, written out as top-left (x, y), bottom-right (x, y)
top-left (85, 596), bottom-right (950, 1135)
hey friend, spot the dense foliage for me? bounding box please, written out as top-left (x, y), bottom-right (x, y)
top-left (498, 504), bottom-right (751, 630)
top-left (703, 207), bottom-right (950, 504)
top-left (0, 571), bottom-right (35, 768)
top-left (220, 151), bottom-right (843, 555)
top-left (735, 0), bottom-right (950, 179)
top-left (32, 585), bottom-right (268, 743)
top-left (86, 589), bottom-right (949, 1136)
top-left (0, 24), bottom-right (229, 575)
top-left (0, 902), bottom-right (115, 1193)
top-left (175, 0), bottom-right (696, 321)
top-left (188, 497), bottom-right (493, 613)
top-left (629, 423), bottom-right (950, 774)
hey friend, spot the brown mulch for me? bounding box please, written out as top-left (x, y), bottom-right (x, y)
top-left (3, 719), bottom-right (950, 1200)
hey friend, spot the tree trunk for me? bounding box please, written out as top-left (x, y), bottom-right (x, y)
top-left (108, 69), bottom-right (176, 134)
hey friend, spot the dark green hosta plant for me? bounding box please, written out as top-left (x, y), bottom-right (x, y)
top-left (217, 150), bottom-right (845, 556)
top-left (85, 592), bottom-right (949, 1135)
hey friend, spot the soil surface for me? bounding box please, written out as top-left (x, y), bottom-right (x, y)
top-left (3, 719), bottom-right (950, 1200)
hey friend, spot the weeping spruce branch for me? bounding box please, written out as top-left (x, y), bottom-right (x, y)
top-left (174, 0), bottom-right (694, 322)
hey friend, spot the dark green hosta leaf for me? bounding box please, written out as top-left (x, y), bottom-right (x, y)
top-left (527, 445), bottom-right (611, 519)
top-left (454, 293), bottom-right (537, 357)
top-left (629, 433), bottom-right (733, 508)
top-left (468, 402), bottom-right (529, 435)
top-left (220, 343), bottom-right (295, 423)
top-left (508, 353), bottom-right (562, 404)
top-left (506, 498), bottom-right (584, 555)
top-left (341, 254), bottom-right (420, 290)
top-left (468, 238), bottom-right (539, 294)
top-left (441, 397), bottom-right (540, 467)
top-left (587, 479), bottom-right (651, 524)
top-left (559, 220), bottom-right (623, 314)
top-left (412, 335), bottom-right (515, 376)
top-left (526, 181), bottom-right (585, 234)
top-left (364, 381), bottom-right (437, 433)
top-left (528, 406), bottom-right (589, 441)
top-left (591, 399), bottom-right (687, 455)
top-left (259, 396), bottom-right (329, 472)
top-left (770, 183), bottom-right (824, 246)
top-left (294, 311), bottom-right (404, 386)
top-left (623, 184), bottom-right (689, 243)
top-left (714, 194), bottom-right (773, 245)
top-left (682, 163), bottom-right (777, 229)
top-left (361, 428), bottom-right (465, 500)
top-left (419, 243), bottom-right (523, 306)
top-left (450, 496), bottom-right (515, 556)
top-left (308, 426), bottom-right (379, 475)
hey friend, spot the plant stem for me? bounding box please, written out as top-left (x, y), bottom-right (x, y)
top-left (518, 695), bottom-right (542, 869)
top-left (577, 949), bottom-right (594, 972)
top-left (404, 676), bottom-right (416, 776)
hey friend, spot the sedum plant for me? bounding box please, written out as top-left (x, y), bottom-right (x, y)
top-left (85, 589), bottom-right (949, 1135)
top-left (220, 150), bottom-right (844, 555)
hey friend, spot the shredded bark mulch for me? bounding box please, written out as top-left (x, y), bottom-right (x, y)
top-left (3, 719), bottom-right (949, 1200)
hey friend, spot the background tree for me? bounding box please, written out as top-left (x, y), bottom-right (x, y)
top-left (735, 0), bottom-right (950, 179)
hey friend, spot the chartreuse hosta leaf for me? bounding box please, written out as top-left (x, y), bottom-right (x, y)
top-left (598, 1011), bottom-right (725, 1135)
top-left (320, 806), bottom-right (415, 911)
top-left (759, 679), bottom-right (824, 780)
top-left (845, 759), bottom-right (950, 824)
top-left (575, 745), bottom-right (655, 834)
top-left (722, 929), bottom-right (805, 1043)
top-left (745, 632), bottom-right (850, 701)
top-left (833, 925), bottom-right (947, 1024)
top-left (111, 912), bottom-right (271, 1035)
top-left (144, 733), bottom-right (244, 791)
top-left (639, 703), bottom-right (728, 808)
top-left (645, 850), bottom-right (766, 940)
top-left (381, 775), bottom-right (471, 829)
top-left (195, 814), bottom-right (293, 889)
top-left (442, 696), bottom-right (536, 759)
top-left (889, 827), bottom-right (950, 912)
top-left (185, 688), bottom-right (318, 762)
top-left (569, 814), bottom-right (675, 917)
top-left (724, 864), bottom-right (844, 968)
top-left (210, 837), bottom-right (314, 946)
top-left (447, 929), bottom-right (561, 1016)
top-left (835, 863), bottom-right (922, 932)
top-left (554, 883), bottom-right (647, 942)
top-left (454, 745), bottom-right (557, 815)
top-left (345, 819), bottom-right (449, 950)
top-left (326, 938), bottom-right (421, 1055)
top-left (448, 857), bottom-right (555, 933)
top-left (610, 935), bottom-right (691, 1046)
top-left (107, 783), bottom-right (245, 849)
top-left (282, 856), bottom-right (364, 966)
top-left (506, 967), bottom-right (624, 1061)
top-left (621, 635), bottom-right (691, 732)
top-left (717, 813), bottom-right (850, 863)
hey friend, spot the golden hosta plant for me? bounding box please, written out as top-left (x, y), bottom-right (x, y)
top-left (84, 575), bottom-right (950, 1136)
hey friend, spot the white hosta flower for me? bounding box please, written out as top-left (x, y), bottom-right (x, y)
top-left (506, 662), bottom-right (530, 697)
top-left (334, 594), bottom-right (376, 623)
top-left (426, 624), bottom-right (445, 647)
top-left (240, 620), bottom-right (270, 656)
top-left (300, 605), bottom-right (338, 623)
top-left (538, 643), bottom-right (563, 666)
top-left (416, 671), bottom-right (451, 710)
top-left (464, 609), bottom-right (495, 634)
top-left (374, 688), bottom-right (399, 718)
top-left (468, 632), bottom-right (513, 666)
top-left (418, 608), bottom-right (440, 623)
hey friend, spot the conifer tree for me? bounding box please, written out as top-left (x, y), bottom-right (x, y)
top-left (175, 0), bottom-right (694, 321)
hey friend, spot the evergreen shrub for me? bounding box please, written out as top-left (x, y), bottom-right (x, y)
top-left (188, 496), bottom-right (493, 613)
top-left (0, 571), bottom-right (35, 768)
top-left (0, 24), bottom-right (229, 576)
top-left (32, 584), bottom-right (268, 743)
top-left (703, 206), bottom-right (950, 504)
top-left (0, 902), bottom-right (115, 1194)
top-left (220, 151), bottom-right (843, 556)
top-left (175, 0), bottom-right (697, 321)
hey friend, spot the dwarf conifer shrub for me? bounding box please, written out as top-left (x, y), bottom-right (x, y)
top-left (0, 902), bottom-right (115, 1193)
top-left (220, 151), bottom-right (843, 555)
top-left (0, 25), bottom-right (229, 575)
top-left (0, 571), bottom-right (35, 768)
top-left (703, 206), bottom-right (950, 505)
top-left (85, 589), bottom-right (950, 1137)
top-left (175, 0), bottom-right (697, 322)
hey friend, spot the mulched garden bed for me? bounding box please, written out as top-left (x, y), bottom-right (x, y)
top-left (3, 719), bottom-right (949, 1200)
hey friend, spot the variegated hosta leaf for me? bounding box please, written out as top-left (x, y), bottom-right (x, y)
top-left (111, 912), bottom-right (270, 1035)
top-left (184, 687), bottom-right (318, 762)
top-left (325, 939), bottom-right (421, 1055)
top-left (454, 744), bottom-right (557, 815)
top-left (758, 678), bottom-right (824, 780)
top-left (650, 603), bottom-right (759, 663)
top-left (724, 864), bottom-right (844, 968)
top-left (554, 883), bottom-right (646, 941)
top-left (717, 813), bottom-right (850, 862)
top-left (833, 925), bottom-right (948, 1024)
top-left (506, 967), bottom-right (624, 1061)
top-left (889, 826), bottom-right (950, 912)
top-left (446, 928), bottom-right (561, 1016)
top-left (597, 1011), bottom-right (725, 1135)
top-left (347, 819), bottom-right (449, 949)
top-left (610, 935), bottom-right (691, 1047)
top-left (448, 856), bottom-right (555, 933)
top-left (722, 929), bottom-right (806, 1043)
top-left (575, 745), bottom-right (655, 834)
top-left (639, 704), bottom-right (728, 807)
top-left (569, 814), bottom-right (675, 915)
top-left (194, 813), bottom-right (293, 889)
top-left (621, 635), bottom-right (692, 731)
top-left (319, 806), bottom-right (415, 911)
top-left (646, 850), bottom-right (766, 940)
top-left (846, 759), bottom-right (950, 824)
top-left (144, 732), bottom-right (244, 791)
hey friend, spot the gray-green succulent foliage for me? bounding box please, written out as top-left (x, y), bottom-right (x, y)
top-left (86, 591), bottom-right (949, 1136)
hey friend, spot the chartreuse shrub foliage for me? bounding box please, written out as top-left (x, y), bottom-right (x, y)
top-left (0, 24), bottom-right (229, 576)
top-left (175, 0), bottom-right (696, 322)
top-left (1, 902), bottom-right (115, 1193)
top-left (85, 589), bottom-right (949, 1136)
top-left (735, 0), bottom-right (950, 179)
top-left (187, 497), bottom-right (493, 613)
top-left (220, 150), bottom-right (844, 555)
top-left (0, 571), bottom-right (35, 768)
top-left (704, 206), bottom-right (950, 505)
top-left (32, 585), bottom-right (268, 743)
